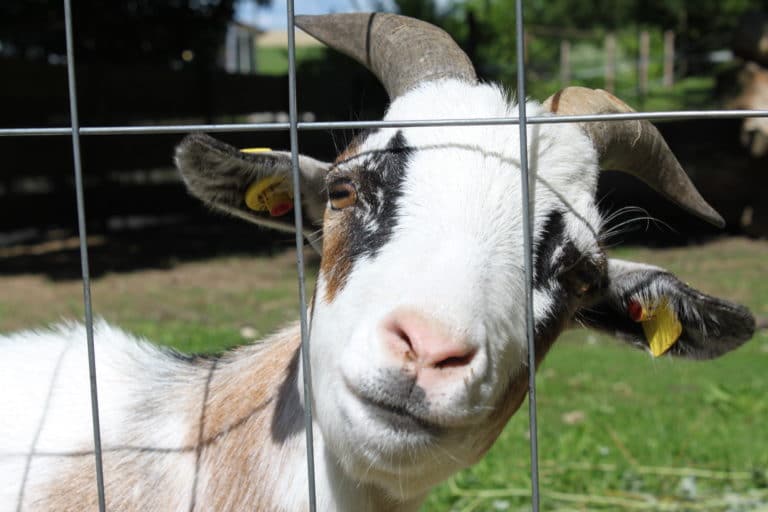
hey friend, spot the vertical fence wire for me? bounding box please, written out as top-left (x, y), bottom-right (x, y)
top-left (514, 1), bottom-right (542, 510)
top-left (284, 2), bottom-right (318, 510)
top-left (11, 3), bottom-right (761, 512)
top-left (62, 0), bottom-right (107, 509)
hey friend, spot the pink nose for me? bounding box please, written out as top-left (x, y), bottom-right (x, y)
top-left (381, 309), bottom-right (477, 374)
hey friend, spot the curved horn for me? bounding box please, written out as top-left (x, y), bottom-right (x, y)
top-left (295, 13), bottom-right (477, 99)
top-left (543, 87), bottom-right (725, 228)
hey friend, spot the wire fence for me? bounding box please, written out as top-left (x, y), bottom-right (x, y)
top-left (4, 0), bottom-right (767, 511)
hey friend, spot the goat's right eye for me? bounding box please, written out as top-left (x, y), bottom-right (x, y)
top-left (328, 179), bottom-right (357, 210)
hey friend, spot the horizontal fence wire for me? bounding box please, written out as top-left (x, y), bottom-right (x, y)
top-left (2, 110), bottom-right (768, 138)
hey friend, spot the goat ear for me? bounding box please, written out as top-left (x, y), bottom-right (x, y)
top-left (577, 259), bottom-right (755, 359)
top-left (175, 133), bottom-right (330, 251)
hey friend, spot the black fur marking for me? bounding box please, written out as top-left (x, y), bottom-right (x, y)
top-left (533, 211), bottom-right (566, 290)
top-left (532, 211), bottom-right (608, 350)
top-left (578, 268), bottom-right (755, 359)
top-left (531, 211), bottom-right (572, 350)
top-left (344, 130), bottom-right (413, 262)
top-left (351, 369), bottom-right (439, 433)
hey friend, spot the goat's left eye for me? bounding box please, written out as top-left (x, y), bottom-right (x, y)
top-left (328, 179), bottom-right (357, 210)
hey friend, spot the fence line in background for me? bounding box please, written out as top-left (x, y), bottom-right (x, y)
top-left (4, 1), bottom-right (767, 510)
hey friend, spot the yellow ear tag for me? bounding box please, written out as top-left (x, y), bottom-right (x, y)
top-left (630, 297), bottom-right (683, 357)
top-left (243, 176), bottom-right (294, 217)
top-left (239, 148), bottom-right (294, 217)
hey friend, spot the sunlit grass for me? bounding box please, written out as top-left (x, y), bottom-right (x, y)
top-left (0, 238), bottom-right (765, 510)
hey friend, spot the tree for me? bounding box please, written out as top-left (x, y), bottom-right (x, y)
top-left (0, 0), bottom-right (250, 70)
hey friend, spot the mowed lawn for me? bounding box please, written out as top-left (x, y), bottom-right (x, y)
top-left (0, 238), bottom-right (766, 511)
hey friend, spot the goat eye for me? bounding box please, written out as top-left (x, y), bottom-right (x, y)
top-left (328, 179), bottom-right (357, 210)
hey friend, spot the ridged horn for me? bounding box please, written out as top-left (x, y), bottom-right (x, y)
top-left (295, 13), bottom-right (477, 99)
top-left (543, 87), bottom-right (725, 228)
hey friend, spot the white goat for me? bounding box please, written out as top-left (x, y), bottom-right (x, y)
top-left (0, 13), bottom-right (755, 512)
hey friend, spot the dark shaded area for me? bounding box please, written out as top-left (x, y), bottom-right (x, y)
top-left (1, 0), bottom-right (235, 127)
top-left (2, 1), bottom-right (766, 282)
top-left (0, 219), bottom-right (301, 280)
top-left (597, 119), bottom-right (768, 245)
top-left (3, 118), bottom-right (765, 281)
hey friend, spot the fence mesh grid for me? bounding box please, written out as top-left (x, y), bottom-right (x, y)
top-left (3, 0), bottom-right (766, 511)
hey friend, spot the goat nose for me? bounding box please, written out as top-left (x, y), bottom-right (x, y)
top-left (381, 310), bottom-right (476, 370)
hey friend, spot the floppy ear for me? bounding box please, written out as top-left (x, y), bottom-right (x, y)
top-left (577, 259), bottom-right (755, 359)
top-left (174, 133), bottom-right (330, 251)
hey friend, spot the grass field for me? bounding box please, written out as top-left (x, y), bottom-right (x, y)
top-left (0, 237), bottom-right (766, 511)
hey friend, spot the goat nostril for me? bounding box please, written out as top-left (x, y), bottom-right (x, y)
top-left (382, 310), bottom-right (476, 370)
top-left (434, 348), bottom-right (477, 369)
top-left (393, 325), bottom-right (413, 351)
top-left (385, 320), bottom-right (416, 361)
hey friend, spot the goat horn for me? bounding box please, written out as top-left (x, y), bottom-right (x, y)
top-left (295, 13), bottom-right (477, 100)
top-left (543, 87), bottom-right (725, 228)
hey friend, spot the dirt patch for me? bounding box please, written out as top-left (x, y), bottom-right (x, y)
top-left (1, 236), bottom-right (764, 335)
top-left (0, 248), bottom-right (318, 334)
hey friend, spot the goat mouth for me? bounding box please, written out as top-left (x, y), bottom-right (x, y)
top-left (343, 378), bottom-right (441, 434)
top-left (358, 394), bottom-right (442, 434)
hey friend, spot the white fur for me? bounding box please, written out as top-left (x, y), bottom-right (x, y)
top-left (0, 322), bottom-right (198, 510)
top-left (310, 80), bottom-right (602, 500)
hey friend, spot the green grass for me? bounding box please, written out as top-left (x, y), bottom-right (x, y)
top-left (423, 240), bottom-right (768, 511)
top-left (0, 251), bottom-right (316, 355)
top-left (423, 332), bottom-right (768, 511)
top-left (0, 239), bottom-right (765, 510)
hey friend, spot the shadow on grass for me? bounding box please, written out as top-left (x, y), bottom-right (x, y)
top-left (0, 217), bottom-right (316, 281)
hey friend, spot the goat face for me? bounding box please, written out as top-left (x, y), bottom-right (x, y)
top-left (176, 13), bottom-right (755, 500)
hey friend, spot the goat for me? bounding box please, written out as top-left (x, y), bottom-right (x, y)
top-left (723, 61), bottom-right (768, 157)
top-left (0, 13), bottom-right (756, 512)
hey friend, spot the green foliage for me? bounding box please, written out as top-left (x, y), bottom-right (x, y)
top-left (0, 0), bottom-right (238, 70)
top-left (390, 0), bottom-right (768, 109)
top-left (254, 46), bottom-right (324, 75)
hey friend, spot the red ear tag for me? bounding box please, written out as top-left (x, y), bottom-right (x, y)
top-left (269, 202), bottom-right (293, 217)
top-left (628, 300), bottom-right (644, 322)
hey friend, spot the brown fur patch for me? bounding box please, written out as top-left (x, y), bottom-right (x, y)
top-left (32, 450), bottom-right (195, 511)
top-left (319, 208), bottom-right (353, 303)
top-left (188, 325), bottom-right (303, 511)
top-left (548, 89), bottom-right (563, 113)
top-left (317, 137), bottom-right (367, 303)
top-left (34, 325), bottom-right (305, 512)
top-left (334, 137), bottom-right (362, 165)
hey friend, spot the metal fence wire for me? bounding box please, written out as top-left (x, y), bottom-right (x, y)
top-left (2, 0), bottom-right (768, 511)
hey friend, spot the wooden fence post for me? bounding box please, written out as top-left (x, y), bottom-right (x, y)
top-left (605, 33), bottom-right (616, 93)
top-left (560, 40), bottom-right (571, 85)
top-left (663, 30), bottom-right (675, 88)
top-left (638, 30), bottom-right (650, 97)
